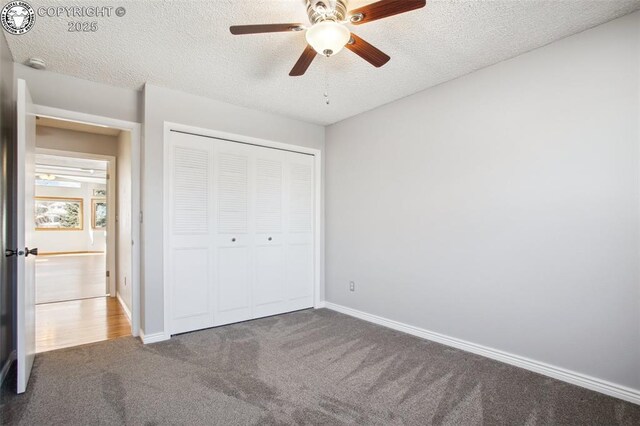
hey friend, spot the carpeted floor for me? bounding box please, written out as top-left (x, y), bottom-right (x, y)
top-left (2, 308), bottom-right (639, 425)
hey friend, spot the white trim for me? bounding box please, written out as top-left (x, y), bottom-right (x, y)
top-left (314, 301), bottom-right (326, 309)
top-left (313, 151), bottom-right (323, 310)
top-left (162, 122), bottom-right (323, 338)
top-left (0, 350), bottom-right (16, 385)
top-left (139, 329), bottom-right (170, 344)
top-left (116, 291), bottom-right (132, 322)
top-left (324, 302), bottom-right (640, 406)
top-left (33, 105), bottom-right (142, 338)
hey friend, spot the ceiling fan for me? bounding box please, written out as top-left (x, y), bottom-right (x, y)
top-left (230, 0), bottom-right (426, 76)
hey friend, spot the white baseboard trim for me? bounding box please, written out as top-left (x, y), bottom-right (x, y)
top-left (0, 350), bottom-right (16, 386)
top-left (139, 329), bottom-right (170, 344)
top-left (116, 292), bottom-right (132, 322)
top-left (314, 300), bottom-right (326, 309)
top-left (324, 302), bottom-right (640, 406)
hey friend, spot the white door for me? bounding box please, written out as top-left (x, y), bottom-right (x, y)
top-left (166, 131), bottom-right (315, 335)
top-left (284, 152), bottom-right (315, 312)
top-left (252, 147), bottom-right (286, 318)
top-left (167, 132), bottom-right (215, 334)
top-left (16, 79), bottom-right (37, 393)
top-left (213, 144), bottom-right (253, 326)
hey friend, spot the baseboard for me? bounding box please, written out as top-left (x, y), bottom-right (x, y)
top-left (116, 292), bottom-right (132, 322)
top-left (314, 300), bottom-right (326, 309)
top-left (139, 329), bottom-right (170, 344)
top-left (0, 350), bottom-right (16, 386)
top-left (324, 302), bottom-right (640, 406)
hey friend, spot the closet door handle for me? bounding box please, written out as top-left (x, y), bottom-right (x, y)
top-left (268, 237), bottom-right (272, 241)
top-left (231, 238), bottom-right (236, 242)
top-left (25, 247), bottom-right (38, 257)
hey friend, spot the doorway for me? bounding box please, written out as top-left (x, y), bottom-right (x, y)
top-left (35, 154), bottom-right (109, 303)
top-left (33, 117), bottom-right (131, 353)
top-left (11, 80), bottom-right (142, 392)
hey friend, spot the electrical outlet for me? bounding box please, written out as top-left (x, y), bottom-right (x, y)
top-left (349, 281), bottom-right (355, 292)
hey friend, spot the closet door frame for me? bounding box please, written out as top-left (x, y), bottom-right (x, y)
top-left (162, 122), bottom-right (322, 339)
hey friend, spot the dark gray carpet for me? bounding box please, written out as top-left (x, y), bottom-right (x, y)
top-left (2, 308), bottom-right (639, 425)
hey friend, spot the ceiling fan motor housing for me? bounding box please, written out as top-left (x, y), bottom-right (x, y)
top-left (307, 0), bottom-right (349, 23)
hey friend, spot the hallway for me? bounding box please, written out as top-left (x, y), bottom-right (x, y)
top-left (35, 254), bottom-right (130, 353)
top-left (36, 297), bottom-right (130, 353)
top-left (36, 253), bottom-right (107, 304)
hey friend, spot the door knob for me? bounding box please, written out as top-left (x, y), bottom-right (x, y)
top-left (5, 249), bottom-right (20, 257)
top-left (231, 238), bottom-right (236, 242)
top-left (268, 237), bottom-right (272, 241)
top-left (25, 247), bottom-right (38, 257)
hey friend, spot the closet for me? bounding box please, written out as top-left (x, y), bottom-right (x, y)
top-left (166, 130), bottom-right (315, 335)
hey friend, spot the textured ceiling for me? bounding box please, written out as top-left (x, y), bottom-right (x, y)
top-left (6, 0), bottom-right (640, 125)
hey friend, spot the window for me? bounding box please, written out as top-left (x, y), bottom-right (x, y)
top-left (91, 199), bottom-right (107, 229)
top-left (35, 197), bottom-right (83, 230)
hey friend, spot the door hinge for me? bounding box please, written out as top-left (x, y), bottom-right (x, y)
top-left (139, 211), bottom-right (143, 223)
top-left (106, 270), bottom-right (110, 278)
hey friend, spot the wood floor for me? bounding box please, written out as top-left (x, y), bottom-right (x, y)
top-left (36, 297), bottom-right (131, 353)
top-left (36, 253), bottom-right (107, 304)
top-left (35, 254), bottom-right (131, 353)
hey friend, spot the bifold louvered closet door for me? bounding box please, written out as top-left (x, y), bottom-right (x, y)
top-left (167, 131), bottom-right (314, 335)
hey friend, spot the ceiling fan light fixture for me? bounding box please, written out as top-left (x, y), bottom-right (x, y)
top-left (230, 0), bottom-right (427, 76)
top-left (305, 21), bottom-right (350, 57)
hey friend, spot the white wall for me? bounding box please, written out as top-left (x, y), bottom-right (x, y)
top-left (117, 131), bottom-right (132, 312)
top-left (15, 64), bottom-right (141, 123)
top-left (33, 182), bottom-right (107, 253)
top-left (9, 66), bottom-right (326, 338)
top-left (325, 11), bottom-right (640, 393)
top-left (142, 84), bottom-right (325, 335)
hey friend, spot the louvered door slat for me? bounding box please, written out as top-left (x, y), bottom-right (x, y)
top-left (289, 162), bottom-right (313, 233)
top-left (217, 152), bottom-right (248, 234)
top-left (172, 146), bottom-right (209, 234)
top-left (256, 158), bottom-right (283, 233)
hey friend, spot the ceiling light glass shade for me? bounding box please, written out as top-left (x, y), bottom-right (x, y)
top-left (305, 21), bottom-right (350, 57)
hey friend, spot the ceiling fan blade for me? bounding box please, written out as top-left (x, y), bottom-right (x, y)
top-left (345, 33), bottom-right (390, 68)
top-left (349, 0), bottom-right (426, 25)
top-left (289, 45), bottom-right (317, 76)
top-left (230, 23), bottom-right (304, 35)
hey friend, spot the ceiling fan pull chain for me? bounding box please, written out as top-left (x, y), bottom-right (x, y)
top-left (324, 60), bottom-right (330, 105)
